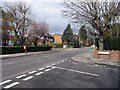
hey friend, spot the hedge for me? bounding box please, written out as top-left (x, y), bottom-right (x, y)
top-left (103, 36), bottom-right (120, 50)
top-left (1, 45), bottom-right (52, 55)
top-left (52, 43), bottom-right (63, 48)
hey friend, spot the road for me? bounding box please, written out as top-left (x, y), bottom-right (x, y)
top-left (0, 48), bottom-right (119, 88)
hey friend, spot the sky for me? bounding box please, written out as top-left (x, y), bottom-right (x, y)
top-left (0, 0), bottom-right (78, 35)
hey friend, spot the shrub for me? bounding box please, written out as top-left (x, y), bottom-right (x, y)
top-left (52, 43), bottom-right (63, 48)
top-left (1, 45), bottom-right (52, 55)
top-left (103, 36), bottom-right (120, 50)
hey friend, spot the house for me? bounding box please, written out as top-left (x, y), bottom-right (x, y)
top-left (37, 34), bottom-right (54, 45)
top-left (52, 34), bottom-right (62, 44)
top-left (1, 8), bottom-right (15, 46)
top-left (0, 6), bottom-right (2, 45)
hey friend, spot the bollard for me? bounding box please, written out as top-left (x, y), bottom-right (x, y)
top-left (23, 45), bottom-right (27, 54)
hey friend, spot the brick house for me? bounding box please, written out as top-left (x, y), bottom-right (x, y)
top-left (52, 34), bottom-right (62, 44)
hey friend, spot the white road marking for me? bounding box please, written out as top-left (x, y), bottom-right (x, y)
top-left (38, 68), bottom-right (45, 71)
top-left (57, 62), bottom-right (60, 64)
top-left (9, 62), bottom-right (14, 64)
top-left (35, 72), bottom-right (44, 76)
top-left (68, 60), bottom-right (71, 61)
top-left (22, 76), bottom-right (34, 81)
top-left (46, 66), bottom-right (51, 68)
top-left (3, 82), bottom-right (20, 89)
top-left (94, 64), bottom-right (99, 67)
top-left (72, 62), bottom-right (78, 64)
top-left (52, 63), bottom-right (56, 66)
top-left (44, 69), bottom-right (51, 72)
top-left (105, 68), bottom-right (116, 71)
top-left (86, 65), bottom-right (117, 71)
top-left (61, 60), bottom-right (64, 62)
top-left (86, 65), bottom-right (95, 67)
top-left (0, 80), bottom-right (12, 85)
top-left (28, 71), bottom-right (37, 74)
top-left (103, 66), bottom-right (106, 67)
top-left (55, 66), bottom-right (99, 77)
top-left (4, 62), bottom-right (15, 65)
top-left (51, 66), bottom-right (56, 69)
top-left (15, 74), bottom-right (27, 79)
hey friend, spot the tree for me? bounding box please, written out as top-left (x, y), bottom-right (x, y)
top-left (3, 2), bottom-right (32, 46)
top-left (78, 25), bottom-right (87, 46)
top-left (73, 34), bottom-right (79, 48)
top-left (62, 23), bottom-right (74, 46)
top-left (1, 10), bottom-right (10, 46)
top-left (63, 0), bottom-right (119, 50)
top-left (29, 21), bottom-right (48, 46)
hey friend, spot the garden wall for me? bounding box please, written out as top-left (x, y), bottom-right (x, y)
top-left (93, 50), bottom-right (120, 60)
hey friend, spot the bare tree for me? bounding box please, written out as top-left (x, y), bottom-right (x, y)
top-left (29, 21), bottom-right (48, 46)
top-left (63, 0), bottom-right (119, 50)
top-left (3, 2), bottom-right (32, 45)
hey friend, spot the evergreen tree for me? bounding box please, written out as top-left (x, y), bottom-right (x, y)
top-left (62, 23), bottom-right (73, 46)
top-left (78, 25), bottom-right (87, 46)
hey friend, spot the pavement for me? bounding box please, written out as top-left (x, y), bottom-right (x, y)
top-left (0, 50), bottom-right (59, 59)
top-left (71, 49), bottom-right (120, 67)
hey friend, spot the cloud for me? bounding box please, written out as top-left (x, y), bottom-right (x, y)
top-left (1, 0), bottom-right (71, 34)
top-left (31, 1), bottom-right (70, 34)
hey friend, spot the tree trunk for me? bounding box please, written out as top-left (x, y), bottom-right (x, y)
top-left (99, 37), bottom-right (104, 50)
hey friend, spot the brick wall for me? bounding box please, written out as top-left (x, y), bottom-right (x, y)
top-left (93, 50), bottom-right (120, 60)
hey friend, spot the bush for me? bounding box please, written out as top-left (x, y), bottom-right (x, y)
top-left (1, 45), bottom-right (52, 55)
top-left (52, 43), bottom-right (63, 48)
top-left (103, 36), bottom-right (120, 50)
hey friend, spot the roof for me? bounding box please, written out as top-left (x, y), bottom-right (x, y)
top-left (44, 34), bottom-right (53, 37)
top-left (116, 2), bottom-right (120, 15)
top-left (52, 33), bottom-right (62, 36)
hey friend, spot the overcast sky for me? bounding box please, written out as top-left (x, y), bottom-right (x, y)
top-left (1, 0), bottom-right (79, 35)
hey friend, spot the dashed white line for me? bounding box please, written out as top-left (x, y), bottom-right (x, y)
top-left (94, 64), bottom-right (99, 67)
top-left (35, 72), bottom-right (44, 76)
top-left (55, 66), bottom-right (99, 77)
top-left (44, 69), bottom-right (51, 72)
top-left (3, 82), bottom-right (20, 89)
top-left (0, 80), bottom-right (12, 85)
top-left (57, 62), bottom-right (60, 64)
top-left (52, 63), bottom-right (56, 66)
top-left (51, 66), bottom-right (56, 69)
top-left (15, 74), bottom-right (27, 79)
top-left (9, 62), bottom-right (14, 64)
top-left (72, 62), bottom-right (78, 64)
top-left (46, 66), bottom-right (51, 68)
top-left (86, 65), bottom-right (95, 67)
top-left (61, 60), bottom-right (64, 62)
top-left (28, 71), bottom-right (37, 74)
top-left (22, 76), bottom-right (34, 81)
top-left (38, 68), bottom-right (45, 71)
top-left (105, 68), bottom-right (116, 71)
top-left (3, 62), bottom-right (15, 65)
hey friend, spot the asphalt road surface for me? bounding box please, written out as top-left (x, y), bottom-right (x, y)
top-left (0, 48), bottom-right (119, 88)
